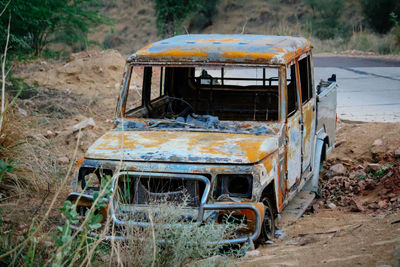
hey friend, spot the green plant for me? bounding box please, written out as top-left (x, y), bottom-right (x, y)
top-left (391, 12), bottom-right (400, 50)
top-left (153, 0), bottom-right (204, 37)
top-left (0, 0), bottom-right (113, 55)
top-left (361, 0), bottom-right (400, 34)
top-left (304, 0), bottom-right (349, 40)
top-left (0, 158), bottom-right (15, 182)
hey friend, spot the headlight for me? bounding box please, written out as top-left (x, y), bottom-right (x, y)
top-left (78, 167), bottom-right (113, 192)
top-left (214, 174), bottom-right (253, 199)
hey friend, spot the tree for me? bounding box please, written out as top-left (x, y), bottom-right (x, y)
top-left (304, 0), bottom-right (346, 40)
top-left (361, 0), bottom-right (400, 34)
top-left (153, 0), bottom-right (203, 37)
top-left (0, 0), bottom-right (112, 55)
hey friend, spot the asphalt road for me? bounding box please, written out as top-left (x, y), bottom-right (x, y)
top-left (314, 56), bottom-right (400, 122)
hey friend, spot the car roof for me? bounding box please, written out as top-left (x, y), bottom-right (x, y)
top-left (128, 34), bottom-right (311, 65)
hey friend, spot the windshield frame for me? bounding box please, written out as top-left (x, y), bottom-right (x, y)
top-left (117, 63), bottom-right (285, 123)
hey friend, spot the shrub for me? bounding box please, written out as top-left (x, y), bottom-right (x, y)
top-left (305, 0), bottom-right (349, 40)
top-left (361, 0), bottom-right (400, 34)
top-left (152, 0), bottom-right (204, 37)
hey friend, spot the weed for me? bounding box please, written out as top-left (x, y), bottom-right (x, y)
top-left (0, 158), bottom-right (15, 182)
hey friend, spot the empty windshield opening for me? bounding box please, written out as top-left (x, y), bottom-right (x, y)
top-left (123, 65), bottom-right (280, 122)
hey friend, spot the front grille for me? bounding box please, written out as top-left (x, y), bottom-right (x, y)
top-left (116, 174), bottom-right (209, 207)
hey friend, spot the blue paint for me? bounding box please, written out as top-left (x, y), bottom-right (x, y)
top-left (114, 114), bottom-right (274, 136)
top-left (129, 34), bottom-right (311, 64)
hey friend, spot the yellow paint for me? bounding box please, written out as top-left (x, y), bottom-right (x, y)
top-left (137, 48), bottom-right (208, 58)
top-left (193, 38), bottom-right (242, 43)
top-left (90, 130), bottom-right (277, 163)
top-left (221, 51), bottom-right (276, 60)
top-left (76, 157), bottom-right (84, 167)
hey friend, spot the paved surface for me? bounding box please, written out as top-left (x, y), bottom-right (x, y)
top-left (314, 56), bottom-right (400, 122)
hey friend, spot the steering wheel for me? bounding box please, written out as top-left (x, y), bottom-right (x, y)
top-left (166, 97), bottom-right (195, 118)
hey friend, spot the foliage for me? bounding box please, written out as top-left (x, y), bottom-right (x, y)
top-left (153, 0), bottom-right (204, 37)
top-left (391, 12), bottom-right (400, 49)
top-left (0, 0), bottom-right (112, 55)
top-left (304, 0), bottom-right (348, 40)
top-left (0, 173), bottom-right (242, 265)
top-left (361, 0), bottom-right (400, 34)
top-left (188, 0), bottom-right (219, 32)
top-left (0, 158), bottom-right (15, 182)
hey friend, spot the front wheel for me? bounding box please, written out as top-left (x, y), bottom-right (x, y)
top-left (260, 197), bottom-right (276, 241)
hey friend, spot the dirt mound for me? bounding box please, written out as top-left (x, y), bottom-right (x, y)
top-left (321, 165), bottom-right (400, 213)
top-left (17, 50), bottom-right (125, 98)
top-left (329, 121), bottom-right (400, 165)
top-left (316, 121), bottom-right (400, 214)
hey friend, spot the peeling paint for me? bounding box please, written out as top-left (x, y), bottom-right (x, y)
top-left (129, 34), bottom-right (311, 65)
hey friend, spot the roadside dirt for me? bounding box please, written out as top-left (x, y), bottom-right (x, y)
top-left (3, 52), bottom-right (400, 265)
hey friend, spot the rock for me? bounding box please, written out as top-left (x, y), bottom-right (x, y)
top-left (372, 139), bottom-right (383, 146)
top-left (378, 200), bottom-right (388, 209)
top-left (44, 130), bottom-right (55, 138)
top-left (327, 164), bottom-right (346, 177)
top-left (72, 118), bottom-right (96, 132)
top-left (57, 156), bottom-right (70, 164)
top-left (349, 199), bottom-right (365, 212)
top-left (366, 163), bottom-right (381, 172)
top-left (349, 169), bottom-right (367, 179)
top-left (326, 202), bottom-right (337, 209)
top-left (18, 108), bottom-right (28, 116)
top-left (358, 181), bottom-right (366, 191)
top-left (367, 202), bottom-right (379, 210)
top-left (395, 149), bottom-right (400, 158)
top-left (245, 250), bottom-right (260, 257)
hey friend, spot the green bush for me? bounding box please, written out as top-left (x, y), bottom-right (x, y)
top-left (305, 0), bottom-right (349, 40)
top-left (0, 0), bottom-right (112, 56)
top-left (152, 0), bottom-right (204, 37)
top-left (361, 0), bottom-right (400, 34)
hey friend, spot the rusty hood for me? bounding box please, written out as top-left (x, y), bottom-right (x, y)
top-left (85, 130), bottom-right (279, 164)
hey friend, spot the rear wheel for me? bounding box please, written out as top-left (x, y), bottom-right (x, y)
top-left (260, 197), bottom-right (276, 241)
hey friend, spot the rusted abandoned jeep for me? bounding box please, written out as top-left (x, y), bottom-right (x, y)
top-left (68, 34), bottom-right (337, 244)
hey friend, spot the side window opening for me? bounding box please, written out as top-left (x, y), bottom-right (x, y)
top-left (299, 56), bottom-right (312, 104)
top-left (287, 64), bottom-right (298, 117)
top-left (125, 66), bottom-right (144, 111)
top-left (150, 67), bottom-right (165, 101)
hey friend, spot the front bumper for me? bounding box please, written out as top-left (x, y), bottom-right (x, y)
top-left (68, 171), bottom-right (264, 245)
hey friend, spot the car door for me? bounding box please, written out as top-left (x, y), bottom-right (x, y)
top-left (285, 63), bottom-right (302, 189)
top-left (298, 55), bottom-right (316, 173)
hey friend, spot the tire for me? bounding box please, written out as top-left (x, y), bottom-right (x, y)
top-left (260, 197), bottom-right (276, 241)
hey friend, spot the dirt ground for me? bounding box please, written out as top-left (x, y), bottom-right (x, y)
top-left (242, 211), bottom-right (400, 266)
top-left (2, 50), bottom-right (400, 266)
top-left (242, 121), bottom-right (400, 266)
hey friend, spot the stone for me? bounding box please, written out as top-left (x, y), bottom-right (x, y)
top-left (344, 180), bottom-right (350, 189)
top-left (327, 164), bottom-right (346, 177)
top-left (367, 202), bottom-right (379, 210)
top-left (378, 200), bottom-right (388, 209)
top-left (350, 169), bottom-right (367, 179)
top-left (326, 202), bottom-right (337, 209)
top-left (358, 181), bottom-right (366, 191)
top-left (395, 149), bottom-right (400, 158)
top-left (18, 108), bottom-right (28, 116)
top-left (72, 118), bottom-right (96, 132)
top-left (367, 163), bottom-right (381, 172)
top-left (372, 139), bottom-right (383, 146)
top-left (57, 156), bottom-right (70, 164)
top-left (44, 130), bottom-right (55, 138)
top-left (245, 250), bottom-right (260, 257)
